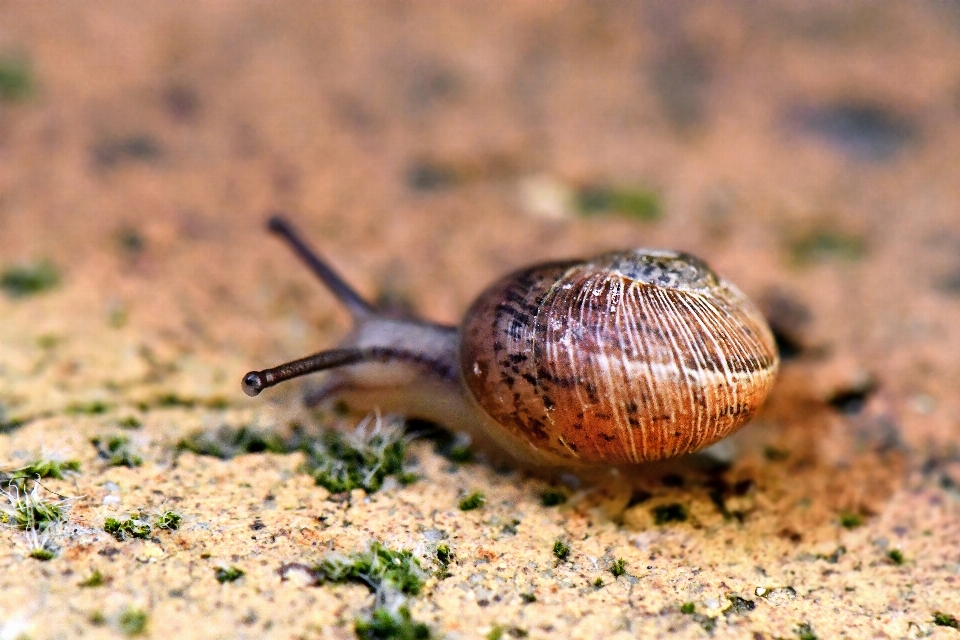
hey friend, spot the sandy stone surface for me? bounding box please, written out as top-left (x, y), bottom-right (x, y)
top-left (2, 3), bottom-right (960, 639)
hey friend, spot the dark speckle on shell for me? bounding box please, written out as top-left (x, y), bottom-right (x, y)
top-left (460, 250), bottom-right (779, 466)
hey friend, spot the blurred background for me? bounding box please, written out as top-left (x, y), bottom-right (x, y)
top-left (0, 2), bottom-right (960, 446)
top-left (2, 4), bottom-right (960, 638)
top-left (1, 2), bottom-right (959, 455)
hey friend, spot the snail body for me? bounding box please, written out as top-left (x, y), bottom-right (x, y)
top-left (243, 217), bottom-right (778, 468)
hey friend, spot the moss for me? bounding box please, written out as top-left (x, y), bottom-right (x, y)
top-left (435, 543), bottom-right (452, 566)
top-left (178, 421), bottom-right (414, 495)
top-left (0, 409), bottom-right (25, 434)
top-left (838, 511), bottom-right (863, 529)
top-left (458, 491), bottom-right (486, 511)
top-left (90, 611), bottom-right (107, 626)
top-left (552, 539), bottom-right (571, 561)
top-left (117, 416), bottom-right (142, 429)
top-left (795, 622), bottom-right (818, 640)
top-left (652, 503), bottom-right (688, 525)
top-left (887, 549), bottom-right (904, 565)
top-left (0, 54), bottom-right (33, 102)
top-left (312, 542), bottom-right (425, 596)
top-left (67, 400), bottom-right (112, 415)
top-left (30, 547), bottom-right (55, 561)
top-left (933, 612), bottom-right (960, 629)
top-left (576, 184), bottom-right (661, 221)
top-left (539, 490), bottom-right (567, 507)
top-left (519, 592), bottom-right (537, 603)
top-left (789, 230), bottom-right (866, 265)
top-left (176, 424), bottom-right (297, 459)
top-left (104, 516), bottom-right (151, 541)
top-left (434, 542), bottom-right (453, 579)
top-left (118, 607), bottom-right (148, 636)
top-left (1, 260), bottom-right (60, 298)
top-left (79, 570), bottom-right (106, 588)
top-left (487, 626), bottom-right (504, 640)
top-left (593, 577), bottom-right (604, 588)
top-left (680, 602), bottom-right (696, 615)
top-left (695, 615), bottom-right (717, 634)
top-left (610, 558), bottom-right (627, 577)
top-left (92, 435), bottom-right (143, 467)
top-left (157, 393), bottom-right (196, 408)
top-left (154, 510), bottom-right (182, 530)
top-left (215, 566), bottom-right (245, 583)
top-left (303, 427), bottom-right (412, 494)
top-left (355, 606), bottom-right (431, 640)
top-left (1, 457), bottom-right (80, 489)
top-left (3, 494), bottom-right (63, 531)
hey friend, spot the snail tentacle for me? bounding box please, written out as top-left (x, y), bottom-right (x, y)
top-left (266, 214), bottom-right (375, 320)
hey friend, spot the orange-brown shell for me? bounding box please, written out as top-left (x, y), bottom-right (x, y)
top-left (459, 250), bottom-right (779, 466)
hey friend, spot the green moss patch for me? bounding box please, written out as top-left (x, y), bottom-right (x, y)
top-left (355, 606), bottom-right (431, 640)
top-left (104, 515), bottom-right (151, 541)
top-left (576, 184), bottom-right (661, 221)
top-left (789, 229), bottom-right (866, 265)
top-left (610, 558), bottom-right (626, 577)
top-left (92, 435), bottom-right (143, 467)
top-left (178, 421), bottom-right (416, 495)
top-left (2, 492), bottom-right (64, 531)
top-left (215, 566), bottom-right (245, 583)
top-left (458, 491), bottom-right (486, 511)
top-left (118, 607), bottom-right (148, 636)
top-left (1, 457), bottom-right (80, 489)
top-left (1, 260), bottom-right (60, 298)
top-left (0, 54), bottom-right (33, 102)
top-left (154, 510), bottom-right (182, 530)
top-left (933, 612), bottom-right (960, 629)
top-left (310, 542), bottom-right (426, 596)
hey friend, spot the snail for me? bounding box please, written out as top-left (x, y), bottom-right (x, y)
top-left (243, 216), bottom-right (778, 468)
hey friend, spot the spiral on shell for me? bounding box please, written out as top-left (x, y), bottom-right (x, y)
top-left (460, 249), bottom-right (779, 465)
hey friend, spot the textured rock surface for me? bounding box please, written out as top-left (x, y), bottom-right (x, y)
top-left (1, 3), bottom-right (959, 638)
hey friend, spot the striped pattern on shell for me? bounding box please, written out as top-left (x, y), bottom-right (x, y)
top-left (460, 250), bottom-right (779, 466)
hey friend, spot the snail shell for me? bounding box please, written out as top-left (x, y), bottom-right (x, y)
top-left (461, 250), bottom-right (778, 465)
top-left (243, 217), bottom-right (778, 469)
